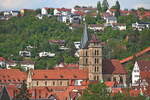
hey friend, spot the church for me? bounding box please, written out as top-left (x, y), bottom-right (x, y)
top-left (79, 24), bottom-right (127, 86)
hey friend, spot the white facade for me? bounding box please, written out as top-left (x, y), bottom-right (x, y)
top-left (39, 52), bottom-right (55, 57)
top-left (88, 26), bottom-right (105, 31)
top-left (4, 11), bottom-right (10, 16)
top-left (10, 11), bottom-right (19, 16)
top-left (106, 16), bottom-right (117, 24)
top-left (132, 61), bottom-right (140, 86)
top-left (0, 61), bottom-right (6, 68)
top-left (41, 8), bottom-right (48, 15)
top-left (54, 9), bottom-right (60, 16)
top-left (21, 64), bottom-right (34, 70)
top-left (19, 51), bottom-right (31, 57)
top-left (118, 25), bottom-right (126, 30)
top-left (74, 42), bottom-right (80, 49)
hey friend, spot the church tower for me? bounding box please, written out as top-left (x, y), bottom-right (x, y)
top-left (79, 24), bottom-right (103, 81)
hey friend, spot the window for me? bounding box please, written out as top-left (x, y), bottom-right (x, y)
top-left (53, 81), bottom-right (55, 86)
top-left (94, 76), bottom-right (97, 80)
top-left (36, 81), bottom-right (38, 86)
top-left (60, 81), bottom-right (62, 86)
top-left (85, 58), bottom-right (88, 64)
top-left (96, 76), bottom-right (99, 80)
top-left (45, 81), bottom-right (47, 86)
top-left (134, 75), bottom-right (139, 77)
top-left (86, 51), bottom-right (88, 56)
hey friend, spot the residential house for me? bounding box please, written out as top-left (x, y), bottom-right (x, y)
top-left (74, 41), bottom-right (81, 49)
top-left (6, 60), bottom-right (17, 69)
top-left (111, 23), bottom-right (126, 30)
top-left (88, 24), bottom-right (105, 31)
top-left (20, 9), bottom-right (35, 16)
top-left (41, 8), bottom-right (48, 15)
top-left (39, 52), bottom-right (55, 57)
top-left (0, 57), bottom-right (6, 68)
top-left (20, 60), bottom-right (35, 70)
top-left (19, 50), bottom-right (31, 57)
top-left (137, 11), bottom-right (150, 19)
top-left (41, 7), bottom-right (54, 15)
top-left (10, 11), bottom-right (19, 16)
top-left (69, 14), bottom-right (82, 24)
top-left (3, 11), bottom-right (11, 16)
top-left (105, 16), bottom-right (117, 26)
top-left (54, 8), bottom-right (71, 16)
top-left (132, 60), bottom-right (150, 87)
top-left (106, 9), bottom-right (132, 16)
top-left (57, 15), bottom-right (70, 23)
top-left (132, 22), bottom-right (150, 31)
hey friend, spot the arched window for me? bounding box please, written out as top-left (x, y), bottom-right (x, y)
top-left (120, 76), bottom-right (123, 83)
top-left (45, 81), bottom-right (47, 86)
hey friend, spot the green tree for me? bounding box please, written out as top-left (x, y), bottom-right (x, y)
top-left (79, 82), bottom-right (111, 100)
top-left (102, 0), bottom-right (109, 12)
top-left (35, 8), bottom-right (41, 14)
top-left (114, 1), bottom-right (121, 18)
top-left (97, 1), bottom-right (102, 13)
top-left (16, 81), bottom-right (31, 100)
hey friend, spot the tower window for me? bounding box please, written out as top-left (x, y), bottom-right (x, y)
top-left (37, 81), bottom-right (38, 86)
top-left (85, 58), bottom-right (88, 64)
top-left (45, 81), bottom-right (47, 86)
top-left (86, 51), bottom-right (88, 56)
top-left (53, 81), bottom-right (55, 86)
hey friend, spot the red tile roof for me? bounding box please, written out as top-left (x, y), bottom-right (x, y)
top-left (104, 81), bottom-right (115, 87)
top-left (0, 69), bottom-right (26, 84)
top-left (57, 8), bottom-right (71, 12)
top-left (120, 47), bottom-right (150, 64)
top-left (74, 11), bottom-right (85, 16)
top-left (103, 59), bottom-right (127, 74)
top-left (0, 57), bottom-right (5, 61)
top-left (32, 69), bottom-right (88, 80)
top-left (130, 89), bottom-right (141, 96)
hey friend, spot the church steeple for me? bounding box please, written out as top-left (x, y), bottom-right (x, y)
top-left (0, 86), bottom-right (11, 100)
top-left (80, 24), bottom-right (90, 49)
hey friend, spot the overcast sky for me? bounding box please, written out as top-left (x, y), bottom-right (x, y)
top-left (0, 0), bottom-right (150, 10)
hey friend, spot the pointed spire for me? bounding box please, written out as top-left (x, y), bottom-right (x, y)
top-left (80, 24), bottom-right (90, 49)
top-left (0, 86), bottom-right (11, 100)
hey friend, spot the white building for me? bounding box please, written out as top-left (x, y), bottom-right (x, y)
top-left (41, 8), bottom-right (48, 15)
top-left (105, 16), bottom-right (117, 24)
top-left (132, 61), bottom-right (140, 86)
top-left (132, 22), bottom-right (150, 31)
top-left (74, 42), bottom-right (80, 49)
top-left (112, 23), bottom-right (126, 31)
top-left (0, 57), bottom-right (6, 68)
top-left (20, 60), bottom-right (35, 70)
top-left (39, 52), bottom-right (55, 57)
top-left (132, 61), bottom-right (150, 86)
top-left (88, 24), bottom-right (105, 31)
top-left (19, 51), bottom-right (31, 57)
